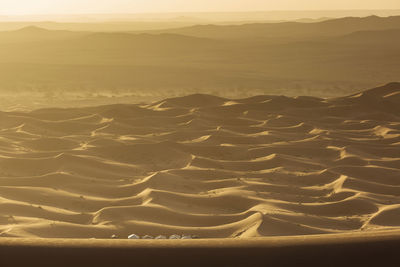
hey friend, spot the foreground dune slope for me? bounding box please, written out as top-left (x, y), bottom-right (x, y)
top-left (0, 82), bottom-right (399, 238)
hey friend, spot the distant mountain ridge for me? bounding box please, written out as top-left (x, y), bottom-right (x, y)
top-left (0, 26), bottom-right (84, 44)
top-left (335, 28), bottom-right (400, 44)
top-left (73, 32), bottom-right (218, 51)
top-left (0, 16), bottom-right (399, 97)
top-left (143, 15), bottom-right (400, 41)
top-left (3, 15), bottom-right (400, 45)
top-left (14, 26), bottom-right (50, 33)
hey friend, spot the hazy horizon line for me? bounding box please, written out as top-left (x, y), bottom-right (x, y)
top-left (2, 8), bottom-right (400, 17)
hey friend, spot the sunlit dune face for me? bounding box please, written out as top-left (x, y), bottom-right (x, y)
top-left (0, 0), bottom-right (399, 243)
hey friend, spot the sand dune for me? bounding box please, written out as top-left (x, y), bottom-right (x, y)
top-left (0, 82), bottom-right (399, 239)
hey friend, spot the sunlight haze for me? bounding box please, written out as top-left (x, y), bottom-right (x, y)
top-left (1, 0), bottom-right (400, 15)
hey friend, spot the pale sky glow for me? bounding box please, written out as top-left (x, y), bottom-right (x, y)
top-left (0, 0), bottom-right (400, 15)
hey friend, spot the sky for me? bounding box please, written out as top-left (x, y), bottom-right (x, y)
top-left (0, 0), bottom-right (400, 15)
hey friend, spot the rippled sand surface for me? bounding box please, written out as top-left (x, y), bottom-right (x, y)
top-left (0, 83), bottom-right (399, 238)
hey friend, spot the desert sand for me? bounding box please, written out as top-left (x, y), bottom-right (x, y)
top-left (0, 82), bottom-right (399, 240)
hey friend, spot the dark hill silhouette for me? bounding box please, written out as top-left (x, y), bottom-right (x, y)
top-left (334, 28), bottom-right (400, 44)
top-left (15, 26), bottom-right (50, 34)
top-left (76, 32), bottom-right (217, 49)
top-left (0, 26), bottom-right (85, 44)
top-left (146, 15), bottom-right (400, 42)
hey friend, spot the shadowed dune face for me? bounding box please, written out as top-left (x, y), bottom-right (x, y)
top-left (0, 83), bottom-right (399, 238)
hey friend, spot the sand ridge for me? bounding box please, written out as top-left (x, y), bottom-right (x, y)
top-left (0, 82), bottom-right (399, 238)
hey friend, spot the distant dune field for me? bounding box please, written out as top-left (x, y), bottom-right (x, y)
top-left (0, 82), bottom-right (399, 239)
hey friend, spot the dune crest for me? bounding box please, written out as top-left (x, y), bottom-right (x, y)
top-left (0, 83), bottom-right (399, 238)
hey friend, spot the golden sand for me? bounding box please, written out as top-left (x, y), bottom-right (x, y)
top-left (0, 83), bottom-right (399, 239)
